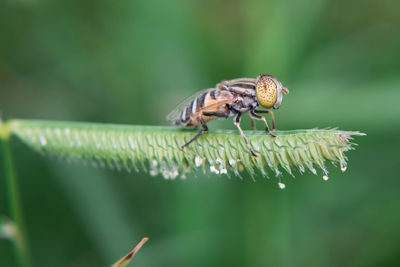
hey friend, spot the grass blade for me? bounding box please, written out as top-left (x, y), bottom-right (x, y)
top-left (8, 119), bottom-right (365, 183)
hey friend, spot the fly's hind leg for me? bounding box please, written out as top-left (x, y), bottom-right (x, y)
top-left (250, 110), bottom-right (276, 137)
top-left (234, 113), bottom-right (257, 157)
top-left (202, 111), bottom-right (229, 118)
top-left (254, 110), bottom-right (276, 130)
top-left (182, 111), bottom-right (229, 150)
top-left (181, 118), bottom-right (208, 150)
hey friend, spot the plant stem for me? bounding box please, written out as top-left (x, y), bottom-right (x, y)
top-left (1, 121), bottom-right (33, 267)
top-left (7, 119), bottom-right (365, 181)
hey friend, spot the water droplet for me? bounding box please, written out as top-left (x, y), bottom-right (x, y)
top-left (39, 136), bottom-right (47, 147)
top-left (210, 165), bottom-right (220, 174)
top-left (341, 166), bottom-right (347, 172)
top-left (0, 219), bottom-right (17, 240)
top-left (170, 163), bottom-right (179, 179)
top-left (278, 182), bottom-right (286, 189)
top-left (149, 169), bottom-right (158, 176)
top-left (158, 160), bottom-right (180, 179)
top-left (323, 175), bottom-right (329, 181)
top-left (149, 160), bottom-right (159, 176)
top-left (195, 156), bottom-right (203, 167)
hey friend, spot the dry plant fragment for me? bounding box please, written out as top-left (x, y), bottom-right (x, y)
top-left (111, 237), bottom-right (149, 267)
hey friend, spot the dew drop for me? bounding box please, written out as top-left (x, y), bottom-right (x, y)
top-left (170, 163), bottom-right (179, 179)
top-left (149, 160), bottom-right (159, 177)
top-left (323, 175), bottom-right (329, 181)
top-left (0, 220), bottom-right (17, 240)
top-left (39, 136), bottom-right (47, 147)
top-left (210, 165), bottom-right (220, 174)
top-left (195, 156), bottom-right (203, 167)
top-left (341, 166), bottom-right (347, 172)
top-left (278, 182), bottom-right (286, 189)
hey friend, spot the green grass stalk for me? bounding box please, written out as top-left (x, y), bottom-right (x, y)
top-left (0, 120), bottom-right (33, 267)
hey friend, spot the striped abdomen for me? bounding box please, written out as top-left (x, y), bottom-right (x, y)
top-left (176, 89), bottom-right (233, 127)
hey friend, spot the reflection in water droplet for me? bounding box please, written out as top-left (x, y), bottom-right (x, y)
top-left (341, 166), bottom-right (347, 172)
top-left (278, 182), bottom-right (286, 189)
top-left (323, 175), bottom-right (329, 181)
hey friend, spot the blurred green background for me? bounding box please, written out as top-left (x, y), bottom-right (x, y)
top-left (1, 0), bottom-right (399, 266)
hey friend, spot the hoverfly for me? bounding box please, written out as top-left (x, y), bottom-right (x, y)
top-left (166, 74), bottom-right (289, 157)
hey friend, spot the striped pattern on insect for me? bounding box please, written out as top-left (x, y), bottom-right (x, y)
top-left (166, 74), bottom-right (289, 157)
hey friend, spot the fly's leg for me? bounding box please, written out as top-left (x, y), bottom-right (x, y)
top-left (202, 111), bottom-right (229, 118)
top-left (250, 110), bottom-right (276, 137)
top-left (250, 118), bottom-right (257, 131)
top-left (181, 118), bottom-right (208, 150)
top-left (254, 110), bottom-right (276, 131)
top-left (234, 113), bottom-right (257, 157)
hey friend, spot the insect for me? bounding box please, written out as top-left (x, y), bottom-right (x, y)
top-left (166, 74), bottom-right (289, 157)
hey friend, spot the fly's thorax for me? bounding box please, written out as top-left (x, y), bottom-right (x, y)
top-left (230, 95), bottom-right (257, 113)
top-left (255, 74), bottom-right (284, 109)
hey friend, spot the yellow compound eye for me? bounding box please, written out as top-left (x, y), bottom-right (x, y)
top-left (256, 75), bottom-right (277, 108)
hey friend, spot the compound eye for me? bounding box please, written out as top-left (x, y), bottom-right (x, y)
top-left (256, 76), bottom-right (277, 108)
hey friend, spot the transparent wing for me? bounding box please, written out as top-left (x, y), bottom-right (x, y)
top-left (166, 88), bottom-right (214, 122)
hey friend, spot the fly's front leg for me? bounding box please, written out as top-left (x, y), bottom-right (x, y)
top-left (234, 113), bottom-right (257, 157)
top-left (254, 110), bottom-right (276, 131)
top-left (250, 110), bottom-right (276, 138)
top-left (181, 118), bottom-right (208, 150)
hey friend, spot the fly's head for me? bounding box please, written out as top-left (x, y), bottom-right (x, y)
top-left (255, 74), bottom-right (289, 109)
